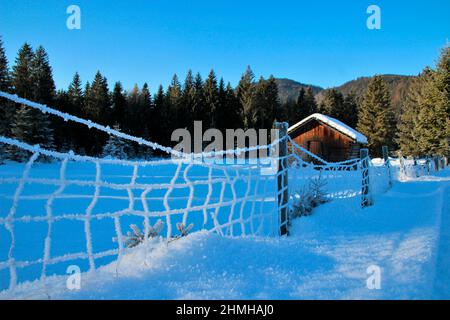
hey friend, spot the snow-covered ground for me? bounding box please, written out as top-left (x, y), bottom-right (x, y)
top-left (1, 168), bottom-right (448, 300)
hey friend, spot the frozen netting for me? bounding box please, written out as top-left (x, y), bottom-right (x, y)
top-left (287, 137), bottom-right (362, 196)
top-left (0, 92), bottom-right (285, 293)
top-left (0, 136), bottom-right (283, 292)
top-left (0, 91), bottom-right (440, 294)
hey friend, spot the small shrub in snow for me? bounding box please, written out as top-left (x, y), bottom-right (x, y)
top-left (115, 219), bottom-right (164, 248)
top-left (290, 171), bottom-right (329, 219)
top-left (175, 222), bottom-right (194, 238)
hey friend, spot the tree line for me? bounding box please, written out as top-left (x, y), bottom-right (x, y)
top-left (0, 39), bottom-right (287, 160)
top-left (0, 37), bottom-right (448, 161)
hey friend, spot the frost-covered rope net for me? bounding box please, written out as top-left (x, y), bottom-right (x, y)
top-left (0, 92), bottom-right (288, 292)
top-left (0, 136), bottom-right (283, 292)
top-left (286, 136), bottom-right (363, 211)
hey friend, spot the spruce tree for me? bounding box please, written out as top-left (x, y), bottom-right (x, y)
top-left (9, 43), bottom-right (55, 160)
top-left (289, 86), bottom-right (319, 125)
top-left (319, 89), bottom-right (345, 120)
top-left (192, 72), bottom-right (206, 126)
top-left (12, 43), bottom-right (34, 99)
top-left (30, 46), bottom-right (55, 147)
top-left (152, 84), bottom-right (168, 147)
top-left (83, 71), bottom-right (109, 124)
top-left (416, 46), bottom-right (450, 156)
top-left (180, 70), bottom-right (195, 132)
top-left (397, 71), bottom-right (429, 156)
top-left (102, 123), bottom-right (130, 159)
top-left (166, 74), bottom-right (182, 139)
top-left (136, 83), bottom-right (153, 158)
top-left (237, 66), bottom-right (255, 129)
top-left (54, 90), bottom-right (73, 151)
top-left (0, 37), bottom-right (13, 162)
top-left (357, 75), bottom-right (395, 156)
top-left (31, 46), bottom-right (56, 105)
top-left (68, 72), bottom-right (84, 116)
top-left (111, 82), bottom-right (127, 128)
top-left (264, 75), bottom-right (278, 129)
top-left (342, 92), bottom-right (359, 128)
top-left (223, 82), bottom-right (242, 130)
top-left (0, 37), bottom-right (11, 92)
top-left (82, 71), bottom-right (110, 154)
top-left (203, 69), bottom-right (219, 128)
top-left (249, 77), bottom-right (266, 129)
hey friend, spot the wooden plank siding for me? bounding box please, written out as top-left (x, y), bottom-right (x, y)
top-left (288, 119), bottom-right (363, 163)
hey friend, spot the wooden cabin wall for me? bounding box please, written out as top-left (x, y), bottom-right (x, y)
top-left (289, 120), bottom-right (359, 162)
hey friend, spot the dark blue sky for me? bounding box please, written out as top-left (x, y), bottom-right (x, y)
top-left (1, 0), bottom-right (449, 91)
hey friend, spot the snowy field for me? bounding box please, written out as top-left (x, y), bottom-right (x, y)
top-left (0, 158), bottom-right (282, 293)
top-left (0, 163), bottom-right (448, 299)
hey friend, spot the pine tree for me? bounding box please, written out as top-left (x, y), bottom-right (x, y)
top-left (152, 84), bottom-right (168, 147)
top-left (30, 46), bottom-right (55, 147)
top-left (53, 89), bottom-right (73, 151)
top-left (102, 124), bottom-right (130, 159)
top-left (357, 75), bottom-right (395, 156)
top-left (319, 89), bottom-right (345, 120)
top-left (136, 83), bottom-right (153, 158)
top-left (166, 74), bottom-right (182, 142)
top-left (0, 37), bottom-right (11, 92)
top-left (203, 69), bottom-right (219, 128)
top-left (191, 72), bottom-right (206, 126)
top-left (84, 71), bottom-right (109, 124)
top-left (68, 72), bottom-right (84, 116)
top-left (180, 70), bottom-right (195, 132)
top-left (9, 44), bottom-right (55, 161)
top-left (416, 46), bottom-right (450, 156)
top-left (111, 82), bottom-right (126, 128)
top-left (216, 81), bottom-right (242, 131)
top-left (249, 76), bottom-right (268, 130)
top-left (12, 43), bottom-right (34, 99)
top-left (290, 86), bottom-right (319, 125)
top-left (237, 66), bottom-right (255, 129)
top-left (125, 84), bottom-right (140, 134)
top-left (397, 71), bottom-right (430, 156)
top-left (0, 37), bottom-right (14, 162)
top-left (342, 92), bottom-right (358, 128)
top-left (31, 46), bottom-right (55, 105)
top-left (82, 71), bottom-right (110, 154)
top-left (264, 75), bottom-right (278, 129)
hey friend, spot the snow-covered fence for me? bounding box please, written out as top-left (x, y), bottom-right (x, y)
top-left (0, 92), bottom-right (290, 292)
top-left (286, 136), bottom-right (364, 211)
top-left (0, 135), bottom-right (286, 292)
top-left (386, 152), bottom-right (445, 181)
top-left (0, 91), bottom-right (444, 293)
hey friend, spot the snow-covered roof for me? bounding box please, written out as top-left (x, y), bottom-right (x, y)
top-left (288, 113), bottom-right (368, 144)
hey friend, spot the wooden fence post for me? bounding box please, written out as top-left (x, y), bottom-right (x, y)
top-left (275, 122), bottom-right (289, 236)
top-left (382, 145), bottom-right (392, 187)
top-left (360, 148), bottom-right (372, 208)
top-left (433, 156), bottom-right (439, 172)
top-left (398, 151), bottom-right (406, 179)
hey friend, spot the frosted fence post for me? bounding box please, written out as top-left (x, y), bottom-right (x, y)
top-left (398, 151), bottom-right (406, 178)
top-left (426, 156), bottom-right (431, 175)
top-left (433, 156), bottom-right (439, 172)
top-left (360, 148), bottom-right (372, 208)
top-left (275, 122), bottom-right (289, 236)
top-left (382, 145), bottom-right (392, 188)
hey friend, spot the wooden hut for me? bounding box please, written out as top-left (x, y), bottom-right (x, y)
top-left (288, 113), bottom-right (368, 162)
